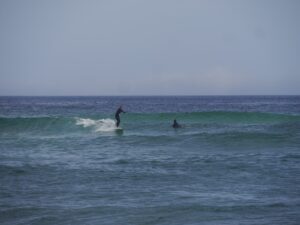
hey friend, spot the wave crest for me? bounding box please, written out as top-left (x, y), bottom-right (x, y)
top-left (75, 118), bottom-right (119, 132)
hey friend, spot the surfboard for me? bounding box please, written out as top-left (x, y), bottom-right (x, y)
top-left (115, 127), bottom-right (123, 134)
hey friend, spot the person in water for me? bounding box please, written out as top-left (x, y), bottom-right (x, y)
top-left (172, 119), bottom-right (181, 128)
top-left (115, 106), bottom-right (125, 127)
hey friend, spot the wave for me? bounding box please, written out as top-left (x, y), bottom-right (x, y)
top-left (75, 118), bottom-right (120, 132)
top-left (123, 111), bottom-right (300, 124)
top-left (0, 117), bottom-right (74, 133)
top-left (0, 111), bottom-right (299, 135)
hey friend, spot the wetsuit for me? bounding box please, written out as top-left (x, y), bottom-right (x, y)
top-left (115, 107), bottom-right (125, 127)
top-left (172, 120), bottom-right (180, 128)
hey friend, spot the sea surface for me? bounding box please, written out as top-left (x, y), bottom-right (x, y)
top-left (0, 96), bottom-right (300, 225)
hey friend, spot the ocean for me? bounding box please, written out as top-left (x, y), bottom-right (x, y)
top-left (0, 96), bottom-right (300, 225)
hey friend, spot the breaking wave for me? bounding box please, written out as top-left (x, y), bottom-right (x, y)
top-left (75, 118), bottom-right (119, 132)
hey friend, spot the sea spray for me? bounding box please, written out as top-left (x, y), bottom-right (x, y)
top-left (75, 118), bottom-right (118, 132)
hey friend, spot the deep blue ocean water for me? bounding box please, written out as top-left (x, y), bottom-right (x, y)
top-left (0, 96), bottom-right (300, 225)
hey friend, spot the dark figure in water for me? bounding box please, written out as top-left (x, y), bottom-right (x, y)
top-left (115, 106), bottom-right (125, 127)
top-left (172, 119), bottom-right (181, 128)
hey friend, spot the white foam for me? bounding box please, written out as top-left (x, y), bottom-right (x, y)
top-left (75, 118), bottom-right (119, 132)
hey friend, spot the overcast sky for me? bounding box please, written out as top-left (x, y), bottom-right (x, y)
top-left (0, 0), bottom-right (299, 95)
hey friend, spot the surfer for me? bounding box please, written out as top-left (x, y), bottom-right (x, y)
top-left (115, 106), bottom-right (125, 127)
top-left (172, 119), bottom-right (181, 128)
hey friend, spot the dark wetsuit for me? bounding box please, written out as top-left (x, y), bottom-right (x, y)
top-left (115, 107), bottom-right (125, 127)
top-left (172, 120), bottom-right (181, 128)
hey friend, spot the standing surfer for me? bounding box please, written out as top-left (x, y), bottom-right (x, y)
top-left (115, 106), bottom-right (125, 127)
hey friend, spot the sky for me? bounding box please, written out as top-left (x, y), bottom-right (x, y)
top-left (0, 0), bottom-right (299, 95)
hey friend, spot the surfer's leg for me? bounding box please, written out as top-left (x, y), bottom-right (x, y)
top-left (116, 116), bottom-right (120, 127)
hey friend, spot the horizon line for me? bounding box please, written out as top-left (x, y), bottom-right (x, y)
top-left (0, 94), bottom-right (300, 97)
